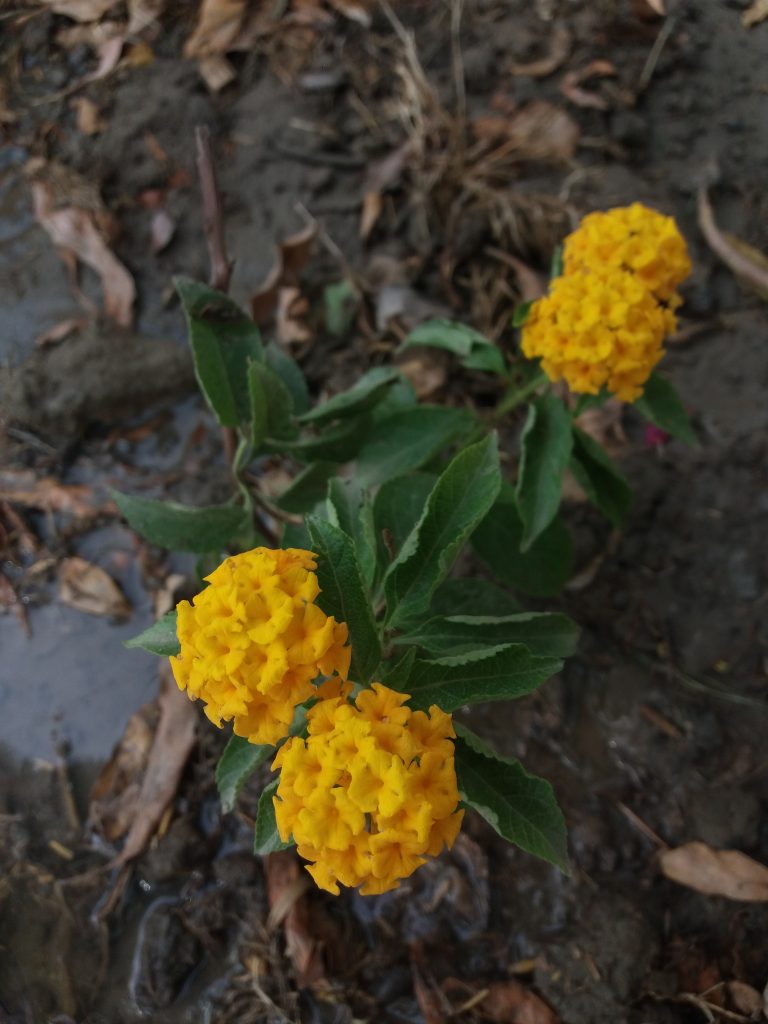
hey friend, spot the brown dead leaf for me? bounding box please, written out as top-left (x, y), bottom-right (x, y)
top-left (73, 97), bottom-right (105, 135)
top-left (128, 0), bottom-right (165, 33)
top-left (275, 285), bottom-right (312, 346)
top-left (411, 949), bottom-right (446, 1024)
top-left (574, 399), bottom-right (627, 458)
top-left (184, 0), bottom-right (249, 59)
top-left (479, 981), bottom-right (561, 1023)
top-left (44, 0), bottom-right (120, 20)
top-left (743, 0), bottom-right (768, 27)
top-left (30, 167), bottom-right (135, 327)
top-left (34, 316), bottom-right (89, 348)
top-left (509, 22), bottom-right (571, 77)
top-left (698, 188), bottom-right (768, 299)
top-left (360, 140), bottom-right (414, 240)
top-left (560, 59), bottom-right (618, 110)
top-left (59, 557), bottom-right (131, 619)
top-left (327, 0), bottom-right (371, 26)
top-left (726, 981), bottom-right (764, 1017)
top-left (0, 470), bottom-right (114, 520)
top-left (396, 354), bottom-right (448, 400)
top-left (472, 100), bottom-right (580, 162)
top-left (89, 701), bottom-right (156, 842)
top-left (264, 849), bottom-right (324, 987)
top-left (198, 53), bottom-right (237, 91)
top-left (115, 665), bottom-right (197, 864)
top-left (660, 842), bottom-right (768, 901)
top-left (633, 0), bottom-right (665, 16)
top-left (251, 223), bottom-right (317, 325)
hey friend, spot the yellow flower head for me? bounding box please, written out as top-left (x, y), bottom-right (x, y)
top-left (272, 683), bottom-right (463, 896)
top-left (521, 265), bottom-right (676, 402)
top-left (563, 203), bottom-right (691, 303)
top-left (170, 548), bottom-right (351, 746)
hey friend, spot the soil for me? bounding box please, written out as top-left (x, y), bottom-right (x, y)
top-left (1, 2), bottom-right (767, 1023)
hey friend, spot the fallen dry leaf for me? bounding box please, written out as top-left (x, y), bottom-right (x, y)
top-left (59, 557), bottom-right (131, 619)
top-left (396, 354), bottom-right (448, 400)
top-left (560, 59), bottom-right (618, 110)
top-left (184, 0), bottom-right (249, 59)
top-left (574, 399), bottom-right (627, 458)
top-left (633, 0), bottom-right (665, 16)
top-left (251, 223), bottom-right (317, 325)
top-left (115, 665), bottom-right (197, 864)
top-left (660, 842), bottom-right (768, 901)
top-left (411, 949), bottom-right (446, 1024)
top-left (0, 470), bottom-right (114, 520)
top-left (34, 315), bottom-right (89, 348)
top-left (198, 53), bottom-right (238, 91)
top-left (30, 166), bottom-right (136, 327)
top-left (509, 22), bottom-right (571, 77)
top-left (698, 187), bottom-right (768, 299)
top-left (360, 140), bottom-right (414, 240)
top-left (73, 96), bottom-right (105, 135)
top-left (479, 980), bottom-right (561, 1023)
top-left (743, 0), bottom-right (768, 27)
top-left (472, 100), bottom-right (580, 162)
top-left (275, 285), bottom-right (312, 346)
top-left (89, 701), bottom-right (157, 842)
top-left (150, 208), bottom-right (175, 253)
top-left (44, 0), bottom-right (119, 20)
top-left (726, 981), bottom-right (765, 1017)
top-left (264, 849), bottom-right (324, 988)
top-left (128, 0), bottom-right (165, 33)
top-left (327, 0), bottom-right (371, 26)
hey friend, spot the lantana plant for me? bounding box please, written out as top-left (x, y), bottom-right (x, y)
top-left (122, 202), bottom-right (693, 894)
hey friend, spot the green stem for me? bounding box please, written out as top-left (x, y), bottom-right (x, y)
top-left (493, 370), bottom-right (549, 421)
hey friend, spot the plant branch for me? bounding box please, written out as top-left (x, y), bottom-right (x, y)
top-left (195, 124), bottom-right (233, 294)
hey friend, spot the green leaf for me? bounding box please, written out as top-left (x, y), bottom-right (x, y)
top-left (397, 612), bottom-right (578, 659)
top-left (299, 367), bottom-right (400, 425)
top-left (277, 416), bottom-right (373, 464)
top-left (471, 483), bottom-right (573, 598)
top-left (326, 478), bottom-right (377, 590)
top-left (125, 611), bottom-right (180, 657)
top-left (355, 406), bottom-right (473, 488)
top-left (403, 319), bottom-right (506, 376)
top-left (405, 643), bottom-right (562, 712)
top-left (512, 300), bottom-right (534, 327)
top-left (373, 472), bottom-right (437, 568)
top-left (385, 434), bottom-right (502, 627)
top-left (379, 647), bottom-right (417, 691)
top-left (454, 725), bottom-right (568, 870)
top-left (428, 578), bottom-right (520, 618)
top-left (175, 276), bottom-right (263, 428)
top-left (216, 735), bottom-right (273, 814)
top-left (113, 490), bottom-right (247, 553)
top-left (324, 279), bottom-right (360, 338)
top-left (249, 360), bottom-right (298, 442)
top-left (277, 461), bottom-right (338, 515)
top-left (265, 341), bottom-right (310, 415)
top-left (254, 779), bottom-right (294, 855)
top-left (515, 393), bottom-right (573, 550)
top-left (634, 372), bottom-right (696, 445)
top-left (570, 427), bottom-right (632, 527)
top-left (307, 516), bottom-right (382, 684)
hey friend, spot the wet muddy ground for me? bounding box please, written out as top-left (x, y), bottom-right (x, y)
top-left (1, 2), bottom-right (767, 1022)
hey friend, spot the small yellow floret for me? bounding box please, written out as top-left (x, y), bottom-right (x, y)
top-left (273, 683), bottom-right (463, 896)
top-left (170, 548), bottom-right (351, 745)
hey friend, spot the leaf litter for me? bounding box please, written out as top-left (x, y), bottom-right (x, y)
top-left (58, 557), bottom-right (131, 619)
top-left (660, 842), bottom-right (768, 901)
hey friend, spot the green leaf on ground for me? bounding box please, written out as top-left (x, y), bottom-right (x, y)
top-left (454, 725), bottom-right (568, 871)
top-left (113, 491), bottom-right (247, 553)
top-left (324, 279), bottom-right (361, 338)
top-left (307, 516), bottom-right (382, 684)
top-left (254, 779), bottom-right (294, 854)
top-left (471, 482), bottom-right (573, 597)
top-left (385, 435), bottom-right (502, 627)
top-left (570, 427), bottom-right (632, 527)
top-left (403, 319), bottom-right (506, 376)
top-left (299, 367), bottom-right (400, 425)
top-left (355, 406), bottom-right (472, 488)
top-left (216, 735), bottom-right (273, 814)
top-left (396, 611), bottom-right (578, 659)
top-left (634, 372), bottom-right (697, 444)
top-left (516, 393), bottom-right (573, 551)
top-left (175, 276), bottom-right (263, 428)
top-left (125, 611), bottom-right (180, 657)
top-left (405, 643), bottom-right (562, 713)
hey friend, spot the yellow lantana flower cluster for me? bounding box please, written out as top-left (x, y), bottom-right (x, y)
top-left (170, 548), bottom-right (351, 745)
top-left (521, 203), bottom-right (691, 402)
top-left (273, 683), bottom-right (463, 896)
